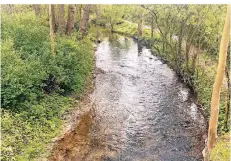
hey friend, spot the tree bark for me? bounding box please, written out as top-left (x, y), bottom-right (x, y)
top-left (137, 14), bottom-right (143, 37)
top-left (79, 4), bottom-right (91, 38)
top-left (32, 4), bottom-right (41, 18)
top-left (65, 4), bottom-right (75, 35)
top-left (79, 5), bottom-right (83, 22)
top-left (49, 4), bottom-right (55, 55)
top-left (185, 39), bottom-right (192, 73)
top-left (224, 67), bottom-right (230, 131)
top-left (51, 5), bottom-right (57, 33)
top-left (95, 5), bottom-right (100, 41)
top-left (151, 18), bottom-right (154, 38)
top-left (57, 4), bottom-right (65, 34)
top-left (207, 4), bottom-right (230, 152)
top-left (177, 25), bottom-right (183, 68)
top-left (191, 52), bottom-right (198, 75)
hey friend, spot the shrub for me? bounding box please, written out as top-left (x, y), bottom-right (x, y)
top-left (1, 7), bottom-right (93, 160)
top-left (1, 40), bottom-right (47, 109)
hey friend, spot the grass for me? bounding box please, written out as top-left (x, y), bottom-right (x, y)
top-left (209, 133), bottom-right (230, 161)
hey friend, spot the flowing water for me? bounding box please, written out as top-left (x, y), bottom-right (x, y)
top-left (50, 34), bottom-right (207, 161)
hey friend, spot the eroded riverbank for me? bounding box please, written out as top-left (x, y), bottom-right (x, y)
top-left (49, 34), bottom-right (207, 161)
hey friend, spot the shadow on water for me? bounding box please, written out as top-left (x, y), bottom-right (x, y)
top-left (49, 30), bottom-right (207, 161)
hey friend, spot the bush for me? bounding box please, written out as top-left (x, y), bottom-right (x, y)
top-left (1, 7), bottom-right (93, 160)
top-left (54, 36), bottom-right (93, 93)
top-left (1, 12), bottom-right (93, 109)
top-left (1, 40), bottom-right (47, 109)
top-left (1, 11), bottom-right (49, 56)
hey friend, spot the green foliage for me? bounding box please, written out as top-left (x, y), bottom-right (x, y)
top-left (1, 11), bottom-right (93, 109)
top-left (1, 95), bottom-right (72, 161)
top-left (1, 40), bottom-right (47, 109)
top-left (100, 5), bottom-right (125, 30)
top-left (55, 36), bottom-right (93, 93)
top-left (1, 11), bottom-right (49, 55)
top-left (1, 5), bottom-right (93, 160)
top-left (114, 21), bottom-right (137, 35)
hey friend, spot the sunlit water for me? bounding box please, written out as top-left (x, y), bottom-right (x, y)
top-left (90, 35), bottom-right (206, 161)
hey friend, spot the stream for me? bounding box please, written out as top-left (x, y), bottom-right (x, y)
top-left (50, 34), bottom-right (207, 161)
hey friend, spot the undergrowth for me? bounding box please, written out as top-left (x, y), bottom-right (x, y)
top-left (1, 11), bottom-right (93, 160)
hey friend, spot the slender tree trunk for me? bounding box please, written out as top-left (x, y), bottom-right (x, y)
top-left (57, 4), bottom-right (65, 34)
top-left (192, 36), bottom-right (202, 75)
top-left (110, 22), bottom-right (114, 32)
top-left (95, 5), bottom-right (99, 19)
top-left (79, 4), bottom-right (83, 22)
top-left (207, 4), bottom-right (230, 153)
top-left (224, 67), bottom-right (230, 131)
top-left (74, 5), bottom-right (81, 23)
top-left (162, 40), bottom-right (166, 54)
top-left (95, 5), bottom-right (100, 41)
top-left (185, 39), bottom-right (191, 73)
top-left (177, 35), bottom-right (183, 68)
top-left (51, 5), bottom-right (57, 32)
top-left (175, 21), bottom-right (184, 70)
top-left (151, 18), bottom-right (154, 38)
top-left (79, 4), bottom-right (91, 38)
top-left (191, 52), bottom-right (198, 74)
top-left (137, 14), bottom-right (143, 37)
top-left (49, 4), bottom-right (55, 55)
top-left (32, 4), bottom-right (41, 18)
top-left (65, 4), bottom-right (75, 35)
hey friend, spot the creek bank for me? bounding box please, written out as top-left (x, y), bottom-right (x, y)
top-left (46, 46), bottom-right (96, 160)
top-left (48, 45), bottom-right (117, 161)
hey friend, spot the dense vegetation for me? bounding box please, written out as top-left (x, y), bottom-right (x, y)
top-left (1, 5), bottom-right (93, 160)
top-left (1, 4), bottom-right (230, 160)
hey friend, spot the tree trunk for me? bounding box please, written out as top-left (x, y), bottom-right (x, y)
top-left (51, 5), bottom-right (57, 33)
top-left (95, 5), bottom-right (99, 20)
top-left (65, 4), bottom-right (75, 35)
top-left (175, 21), bottom-right (184, 70)
top-left (79, 4), bottom-right (83, 22)
top-left (137, 14), bottom-right (143, 37)
top-left (151, 18), bottom-right (154, 38)
top-left (185, 39), bottom-right (191, 73)
top-left (79, 4), bottom-right (91, 38)
top-left (177, 35), bottom-right (183, 68)
top-left (95, 5), bottom-right (100, 41)
top-left (49, 4), bottom-right (55, 55)
top-left (224, 67), bottom-right (230, 131)
top-left (191, 52), bottom-right (198, 75)
top-left (207, 4), bottom-right (230, 152)
top-left (32, 4), bottom-right (41, 18)
top-left (57, 4), bottom-right (65, 34)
